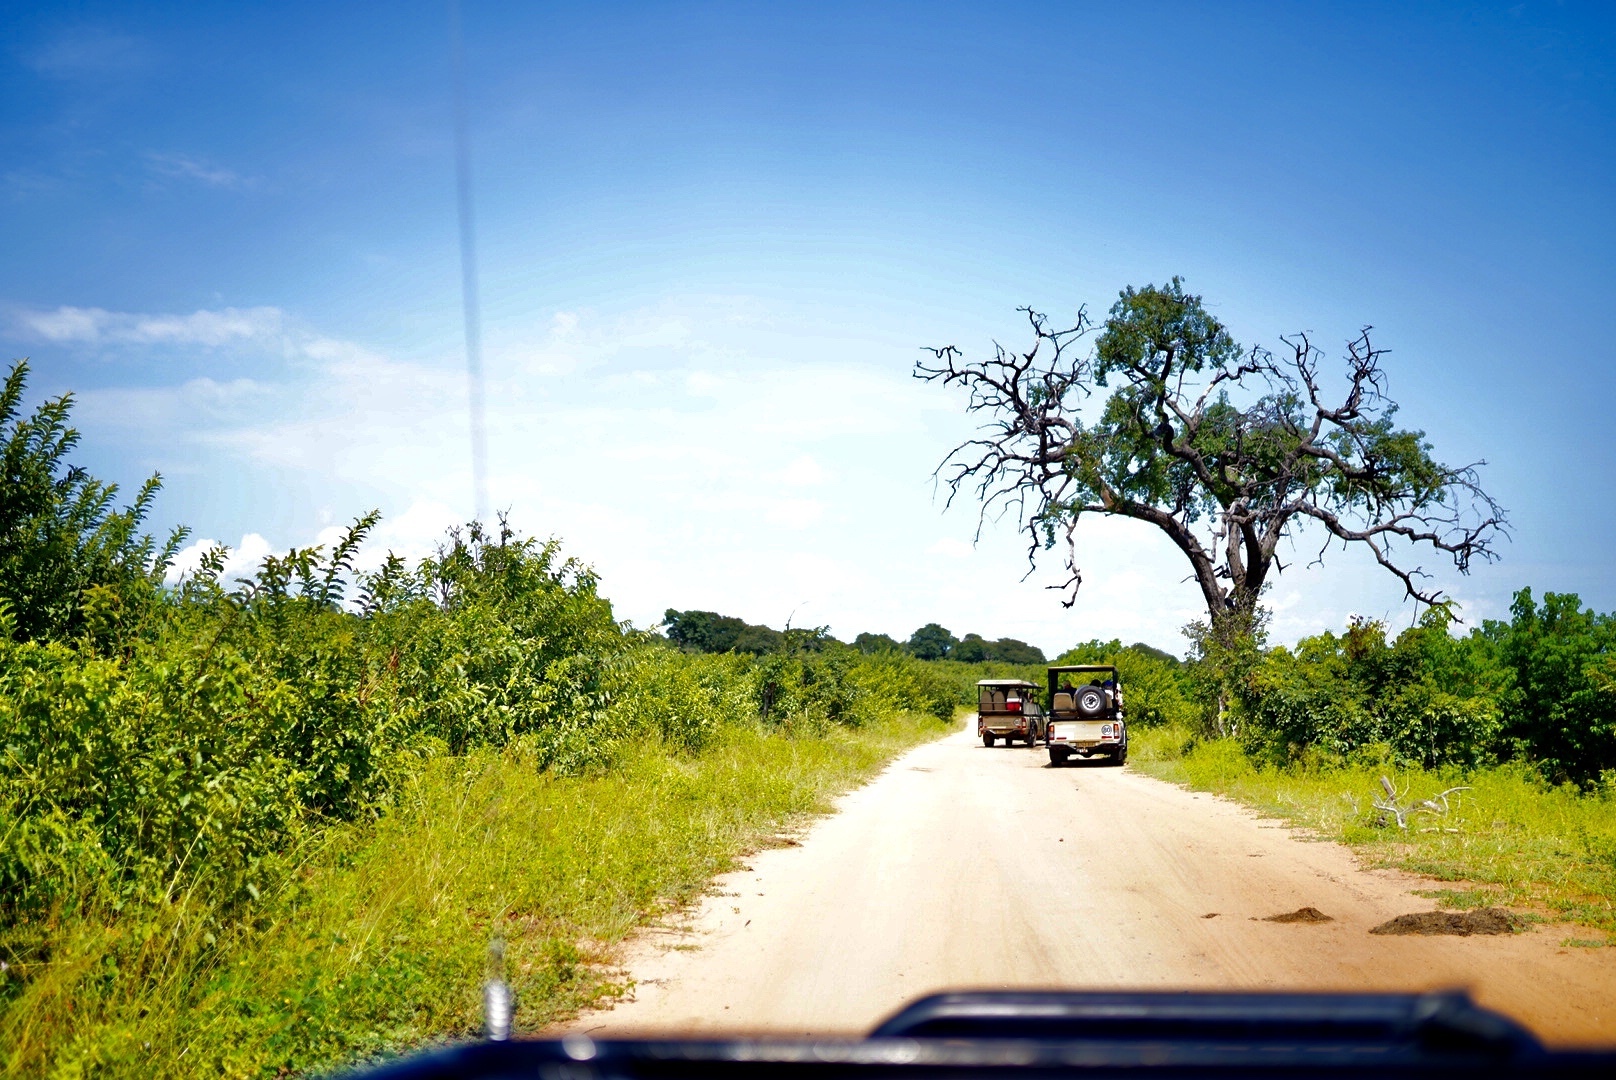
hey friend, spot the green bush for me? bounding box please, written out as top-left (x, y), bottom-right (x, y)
top-left (1237, 612), bottom-right (1506, 769)
top-left (0, 514), bottom-right (633, 928)
top-left (611, 648), bottom-right (753, 754)
top-left (846, 652), bottom-right (961, 724)
top-left (1493, 589), bottom-right (1616, 786)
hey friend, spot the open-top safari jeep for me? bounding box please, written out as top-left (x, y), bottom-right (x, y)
top-left (1045, 664), bottom-right (1126, 766)
top-left (975, 679), bottom-right (1044, 747)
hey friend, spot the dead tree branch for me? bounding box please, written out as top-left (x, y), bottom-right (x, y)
top-left (1371, 775), bottom-right (1471, 830)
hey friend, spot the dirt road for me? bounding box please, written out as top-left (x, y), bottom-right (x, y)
top-left (573, 715), bottom-right (1615, 1045)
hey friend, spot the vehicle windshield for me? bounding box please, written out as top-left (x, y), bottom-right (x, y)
top-left (5, 3), bottom-right (1613, 1075)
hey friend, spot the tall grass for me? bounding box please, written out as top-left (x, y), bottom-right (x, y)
top-left (1131, 727), bottom-right (1616, 935)
top-left (4, 712), bottom-right (948, 1077)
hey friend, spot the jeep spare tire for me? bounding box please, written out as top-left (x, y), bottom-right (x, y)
top-left (1075, 686), bottom-right (1107, 716)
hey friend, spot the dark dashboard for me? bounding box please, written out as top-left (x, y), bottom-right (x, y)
top-left (352, 989), bottom-right (1616, 1078)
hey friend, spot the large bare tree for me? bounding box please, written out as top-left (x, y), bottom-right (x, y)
top-left (917, 279), bottom-right (1506, 646)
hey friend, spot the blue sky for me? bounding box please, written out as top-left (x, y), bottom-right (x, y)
top-left (3, 1), bottom-right (1613, 653)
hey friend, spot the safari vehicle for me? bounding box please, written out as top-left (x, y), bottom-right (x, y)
top-left (975, 678), bottom-right (1044, 747)
top-left (1045, 664), bottom-right (1126, 765)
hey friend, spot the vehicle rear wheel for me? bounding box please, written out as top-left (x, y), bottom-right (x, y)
top-left (1112, 743), bottom-right (1128, 766)
top-left (983, 733), bottom-right (995, 747)
top-left (1048, 747), bottom-right (1070, 767)
top-left (1023, 729), bottom-right (1036, 747)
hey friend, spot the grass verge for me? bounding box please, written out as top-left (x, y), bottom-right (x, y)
top-left (5, 711), bottom-right (948, 1078)
top-left (1129, 727), bottom-right (1616, 938)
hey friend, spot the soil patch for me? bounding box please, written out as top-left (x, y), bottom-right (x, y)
top-left (1369, 908), bottom-right (1522, 936)
top-left (1263, 906), bottom-right (1333, 923)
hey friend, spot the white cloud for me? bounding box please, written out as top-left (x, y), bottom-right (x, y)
top-left (75, 377), bottom-right (271, 433)
top-left (144, 152), bottom-right (252, 190)
top-left (763, 498), bottom-right (824, 529)
top-left (685, 370), bottom-right (723, 397)
top-left (166, 532), bottom-right (275, 586)
top-left (9, 304), bottom-right (283, 346)
top-left (27, 27), bottom-right (150, 79)
top-left (16, 305), bottom-right (109, 341)
top-left (926, 537), bottom-right (974, 558)
top-left (363, 499), bottom-right (465, 563)
top-left (776, 455), bottom-right (826, 487)
top-left (128, 307), bottom-right (281, 344)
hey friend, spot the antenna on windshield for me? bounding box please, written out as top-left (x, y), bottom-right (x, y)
top-left (449, 0), bottom-right (490, 523)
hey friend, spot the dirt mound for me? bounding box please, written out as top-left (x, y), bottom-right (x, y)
top-left (1369, 908), bottom-right (1522, 936)
top-left (1263, 906), bottom-right (1333, 923)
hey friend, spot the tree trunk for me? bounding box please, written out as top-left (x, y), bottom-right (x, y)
top-left (1199, 589), bottom-right (1264, 739)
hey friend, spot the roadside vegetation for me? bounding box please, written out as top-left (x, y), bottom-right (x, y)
top-left (0, 361), bottom-right (958, 1076)
top-left (1125, 602), bottom-right (1616, 938)
top-left (13, 714), bottom-right (945, 1077)
top-left (1129, 730), bottom-right (1616, 937)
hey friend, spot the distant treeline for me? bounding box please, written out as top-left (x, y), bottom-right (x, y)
top-left (662, 602), bottom-right (1616, 789)
top-left (662, 611), bottom-right (1048, 663)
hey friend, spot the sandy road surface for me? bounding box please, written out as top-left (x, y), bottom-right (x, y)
top-left (570, 716), bottom-right (1615, 1045)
